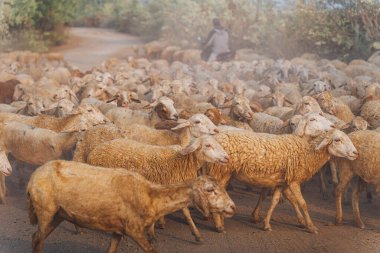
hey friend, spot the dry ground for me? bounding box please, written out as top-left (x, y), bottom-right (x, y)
top-left (0, 169), bottom-right (379, 253)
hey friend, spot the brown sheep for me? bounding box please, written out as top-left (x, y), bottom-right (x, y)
top-left (0, 79), bottom-right (20, 104)
top-left (27, 160), bottom-right (236, 253)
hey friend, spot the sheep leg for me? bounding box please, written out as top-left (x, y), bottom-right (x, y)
top-left (107, 233), bottom-right (122, 253)
top-left (288, 183), bottom-right (318, 234)
top-left (319, 166), bottom-right (329, 200)
top-left (0, 174), bottom-right (6, 204)
top-left (147, 224), bottom-right (156, 242)
top-left (263, 187), bottom-right (282, 231)
top-left (251, 188), bottom-right (268, 223)
top-left (335, 167), bottom-right (354, 225)
top-left (158, 216), bottom-right (166, 229)
top-left (283, 187), bottom-right (305, 227)
top-left (366, 185), bottom-right (372, 203)
top-left (352, 178), bottom-right (366, 229)
top-left (130, 234), bottom-right (157, 253)
top-left (212, 213), bottom-right (225, 233)
top-left (182, 207), bottom-right (203, 242)
top-left (32, 214), bottom-right (63, 253)
top-left (330, 160), bottom-right (338, 185)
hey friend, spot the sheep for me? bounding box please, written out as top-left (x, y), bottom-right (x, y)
top-left (86, 135), bottom-right (229, 242)
top-left (334, 130), bottom-right (380, 229)
top-left (360, 97), bottom-right (380, 129)
top-left (0, 121), bottom-right (86, 203)
top-left (204, 108), bottom-right (252, 131)
top-left (315, 91), bottom-right (354, 123)
top-left (27, 160), bottom-right (235, 253)
top-left (205, 128), bottom-right (357, 234)
top-left (249, 112), bottom-right (291, 134)
top-left (0, 79), bottom-right (20, 104)
top-left (105, 96), bottom-right (179, 128)
top-left (0, 104), bottom-right (109, 132)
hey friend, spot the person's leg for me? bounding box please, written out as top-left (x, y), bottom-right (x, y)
top-left (208, 52), bottom-right (218, 63)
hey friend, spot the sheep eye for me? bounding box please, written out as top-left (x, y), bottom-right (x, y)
top-left (195, 120), bottom-right (201, 124)
top-left (290, 122), bottom-right (295, 126)
top-left (334, 138), bottom-right (341, 142)
top-left (310, 118), bottom-right (316, 121)
top-left (304, 102), bottom-right (310, 105)
top-left (205, 144), bottom-right (212, 148)
top-left (206, 187), bottom-right (214, 192)
top-left (87, 109), bottom-right (93, 112)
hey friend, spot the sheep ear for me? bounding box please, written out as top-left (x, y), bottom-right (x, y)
top-left (181, 138), bottom-right (201, 155)
top-left (293, 118), bottom-right (306, 136)
top-left (171, 120), bottom-right (191, 131)
top-left (315, 137), bottom-right (332, 151)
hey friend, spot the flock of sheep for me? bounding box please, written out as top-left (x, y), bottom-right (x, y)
top-left (0, 46), bottom-right (379, 253)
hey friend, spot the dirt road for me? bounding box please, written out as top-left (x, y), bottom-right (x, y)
top-left (53, 27), bottom-right (141, 70)
top-left (1, 170), bottom-right (379, 253)
top-left (1, 28), bottom-right (379, 253)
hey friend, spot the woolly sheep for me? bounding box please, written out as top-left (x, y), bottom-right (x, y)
top-left (334, 130), bottom-right (380, 229)
top-left (27, 160), bottom-right (235, 253)
top-left (205, 129), bottom-right (357, 234)
top-left (86, 135), bottom-right (229, 242)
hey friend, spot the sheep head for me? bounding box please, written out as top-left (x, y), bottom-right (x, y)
top-left (297, 96), bottom-right (322, 115)
top-left (150, 96), bottom-right (178, 121)
top-left (192, 175), bottom-right (235, 218)
top-left (293, 113), bottom-right (334, 138)
top-left (171, 114), bottom-right (219, 137)
top-left (315, 129), bottom-right (358, 160)
top-left (180, 135), bottom-right (229, 164)
top-left (229, 95), bottom-right (253, 121)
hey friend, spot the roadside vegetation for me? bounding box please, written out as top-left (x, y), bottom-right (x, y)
top-left (1, 0), bottom-right (380, 60)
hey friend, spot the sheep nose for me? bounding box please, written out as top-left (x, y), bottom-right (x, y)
top-left (214, 128), bottom-right (220, 133)
top-left (173, 114), bottom-right (179, 120)
top-left (353, 150), bottom-right (359, 156)
top-left (230, 204), bottom-right (236, 213)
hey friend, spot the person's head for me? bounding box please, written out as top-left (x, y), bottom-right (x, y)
top-left (213, 18), bottom-right (222, 29)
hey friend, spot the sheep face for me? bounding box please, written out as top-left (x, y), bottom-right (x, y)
top-left (298, 96), bottom-right (322, 115)
top-left (315, 129), bottom-right (358, 160)
top-left (205, 108), bottom-right (223, 125)
top-left (351, 117), bottom-right (368, 131)
top-left (231, 95), bottom-right (253, 121)
top-left (73, 105), bottom-right (110, 127)
top-left (0, 151), bottom-right (11, 176)
top-left (294, 113), bottom-right (334, 137)
top-left (308, 80), bottom-right (331, 94)
top-left (172, 114), bottom-right (219, 136)
top-left (153, 96), bottom-right (178, 121)
top-left (315, 91), bottom-right (336, 115)
top-left (181, 136), bottom-right (229, 164)
top-left (192, 175), bottom-right (235, 218)
top-left (24, 97), bottom-right (45, 116)
top-left (208, 90), bottom-right (226, 108)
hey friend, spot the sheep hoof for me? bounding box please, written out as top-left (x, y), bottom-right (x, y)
top-left (322, 192), bottom-right (329, 200)
top-left (263, 225), bottom-right (272, 231)
top-left (158, 224), bottom-right (165, 229)
top-left (148, 236), bottom-right (157, 243)
top-left (308, 226), bottom-right (319, 234)
top-left (355, 222), bottom-right (365, 229)
top-left (251, 217), bottom-right (261, 224)
top-left (195, 237), bottom-right (204, 244)
top-left (216, 227), bottom-right (225, 233)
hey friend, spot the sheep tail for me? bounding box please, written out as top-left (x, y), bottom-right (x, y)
top-left (27, 193), bottom-right (38, 225)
